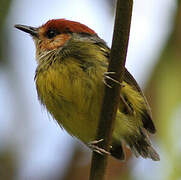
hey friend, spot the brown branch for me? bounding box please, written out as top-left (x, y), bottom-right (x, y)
top-left (89, 0), bottom-right (133, 180)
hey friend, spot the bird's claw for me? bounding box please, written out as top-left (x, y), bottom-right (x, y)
top-left (103, 72), bottom-right (125, 88)
top-left (88, 139), bottom-right (111, 155)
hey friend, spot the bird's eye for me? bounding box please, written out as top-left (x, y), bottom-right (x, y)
top-left (46, 29), bottom-right (59, 39)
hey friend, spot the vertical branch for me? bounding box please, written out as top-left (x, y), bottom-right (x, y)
top-left (89, 0), bottom-right (133, 180)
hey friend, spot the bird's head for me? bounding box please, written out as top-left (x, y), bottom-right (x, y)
top-left (15, 19), bottom-right (106, 64)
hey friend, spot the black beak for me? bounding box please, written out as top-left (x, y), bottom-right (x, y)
top-left (14, 24), bottom-right (38, 37)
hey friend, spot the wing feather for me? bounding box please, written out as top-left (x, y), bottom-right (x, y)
top-left (123, 69), bottom-right (156, 134)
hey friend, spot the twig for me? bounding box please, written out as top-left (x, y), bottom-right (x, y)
top-left (89, 0), bottom-right (133, 180)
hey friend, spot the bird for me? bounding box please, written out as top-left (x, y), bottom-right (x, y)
top-left (14, 19), bottom-right (160, 161)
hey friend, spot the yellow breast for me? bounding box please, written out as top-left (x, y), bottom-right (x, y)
top-left (35, 56), bottom-right (146, 144)
top-left (35, 57), bottom-right (105, 142)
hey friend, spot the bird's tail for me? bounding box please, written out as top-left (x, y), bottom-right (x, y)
top-left (111, 128), bottom-right (160, 161)
top-left (124, 128), bottom-right (160, 161)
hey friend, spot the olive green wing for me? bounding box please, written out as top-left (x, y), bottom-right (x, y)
top-left (123, 68), bottom-right (156, 134)
top-left (95, 40), bottom-right (156, 134)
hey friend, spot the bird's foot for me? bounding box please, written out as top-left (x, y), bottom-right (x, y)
top-left (88, 139), bottom-right (110, 155)
top-left (103, 72), bottom-right (125, 88)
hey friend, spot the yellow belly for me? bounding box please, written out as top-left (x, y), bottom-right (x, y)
top-left (35, 58), bottom-right (106, 143)
top-left (35, 57), bottom-right (144, 144)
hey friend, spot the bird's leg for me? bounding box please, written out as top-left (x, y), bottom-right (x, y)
top-left (88, 139), bottom-right (111, 155)
top-left (103, 72), bottom-right (125, 88)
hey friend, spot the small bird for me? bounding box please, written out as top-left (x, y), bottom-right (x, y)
top-left (15, 19), bottom-right (160, 161)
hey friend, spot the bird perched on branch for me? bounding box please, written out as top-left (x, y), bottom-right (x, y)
top-left (15, 19), bottom-right (160, 161)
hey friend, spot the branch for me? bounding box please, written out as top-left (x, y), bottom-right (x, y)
top-left (89, 0), bottom-right (133, 180)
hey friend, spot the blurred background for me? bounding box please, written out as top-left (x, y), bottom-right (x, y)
top-left (0, 0), bottom-right (180, 179)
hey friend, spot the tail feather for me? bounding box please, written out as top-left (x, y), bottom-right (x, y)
top-left (125, 128), bottom-right (160, 161)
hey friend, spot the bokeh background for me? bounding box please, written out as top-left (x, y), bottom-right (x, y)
top-left (0, 0), bottom-right (180, 179)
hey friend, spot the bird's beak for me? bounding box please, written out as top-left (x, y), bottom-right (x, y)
top-left (14, 24), bottom-right (38, 37)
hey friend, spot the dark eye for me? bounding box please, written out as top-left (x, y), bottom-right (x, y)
top-left (46, 29), bottom-right (59, 39)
